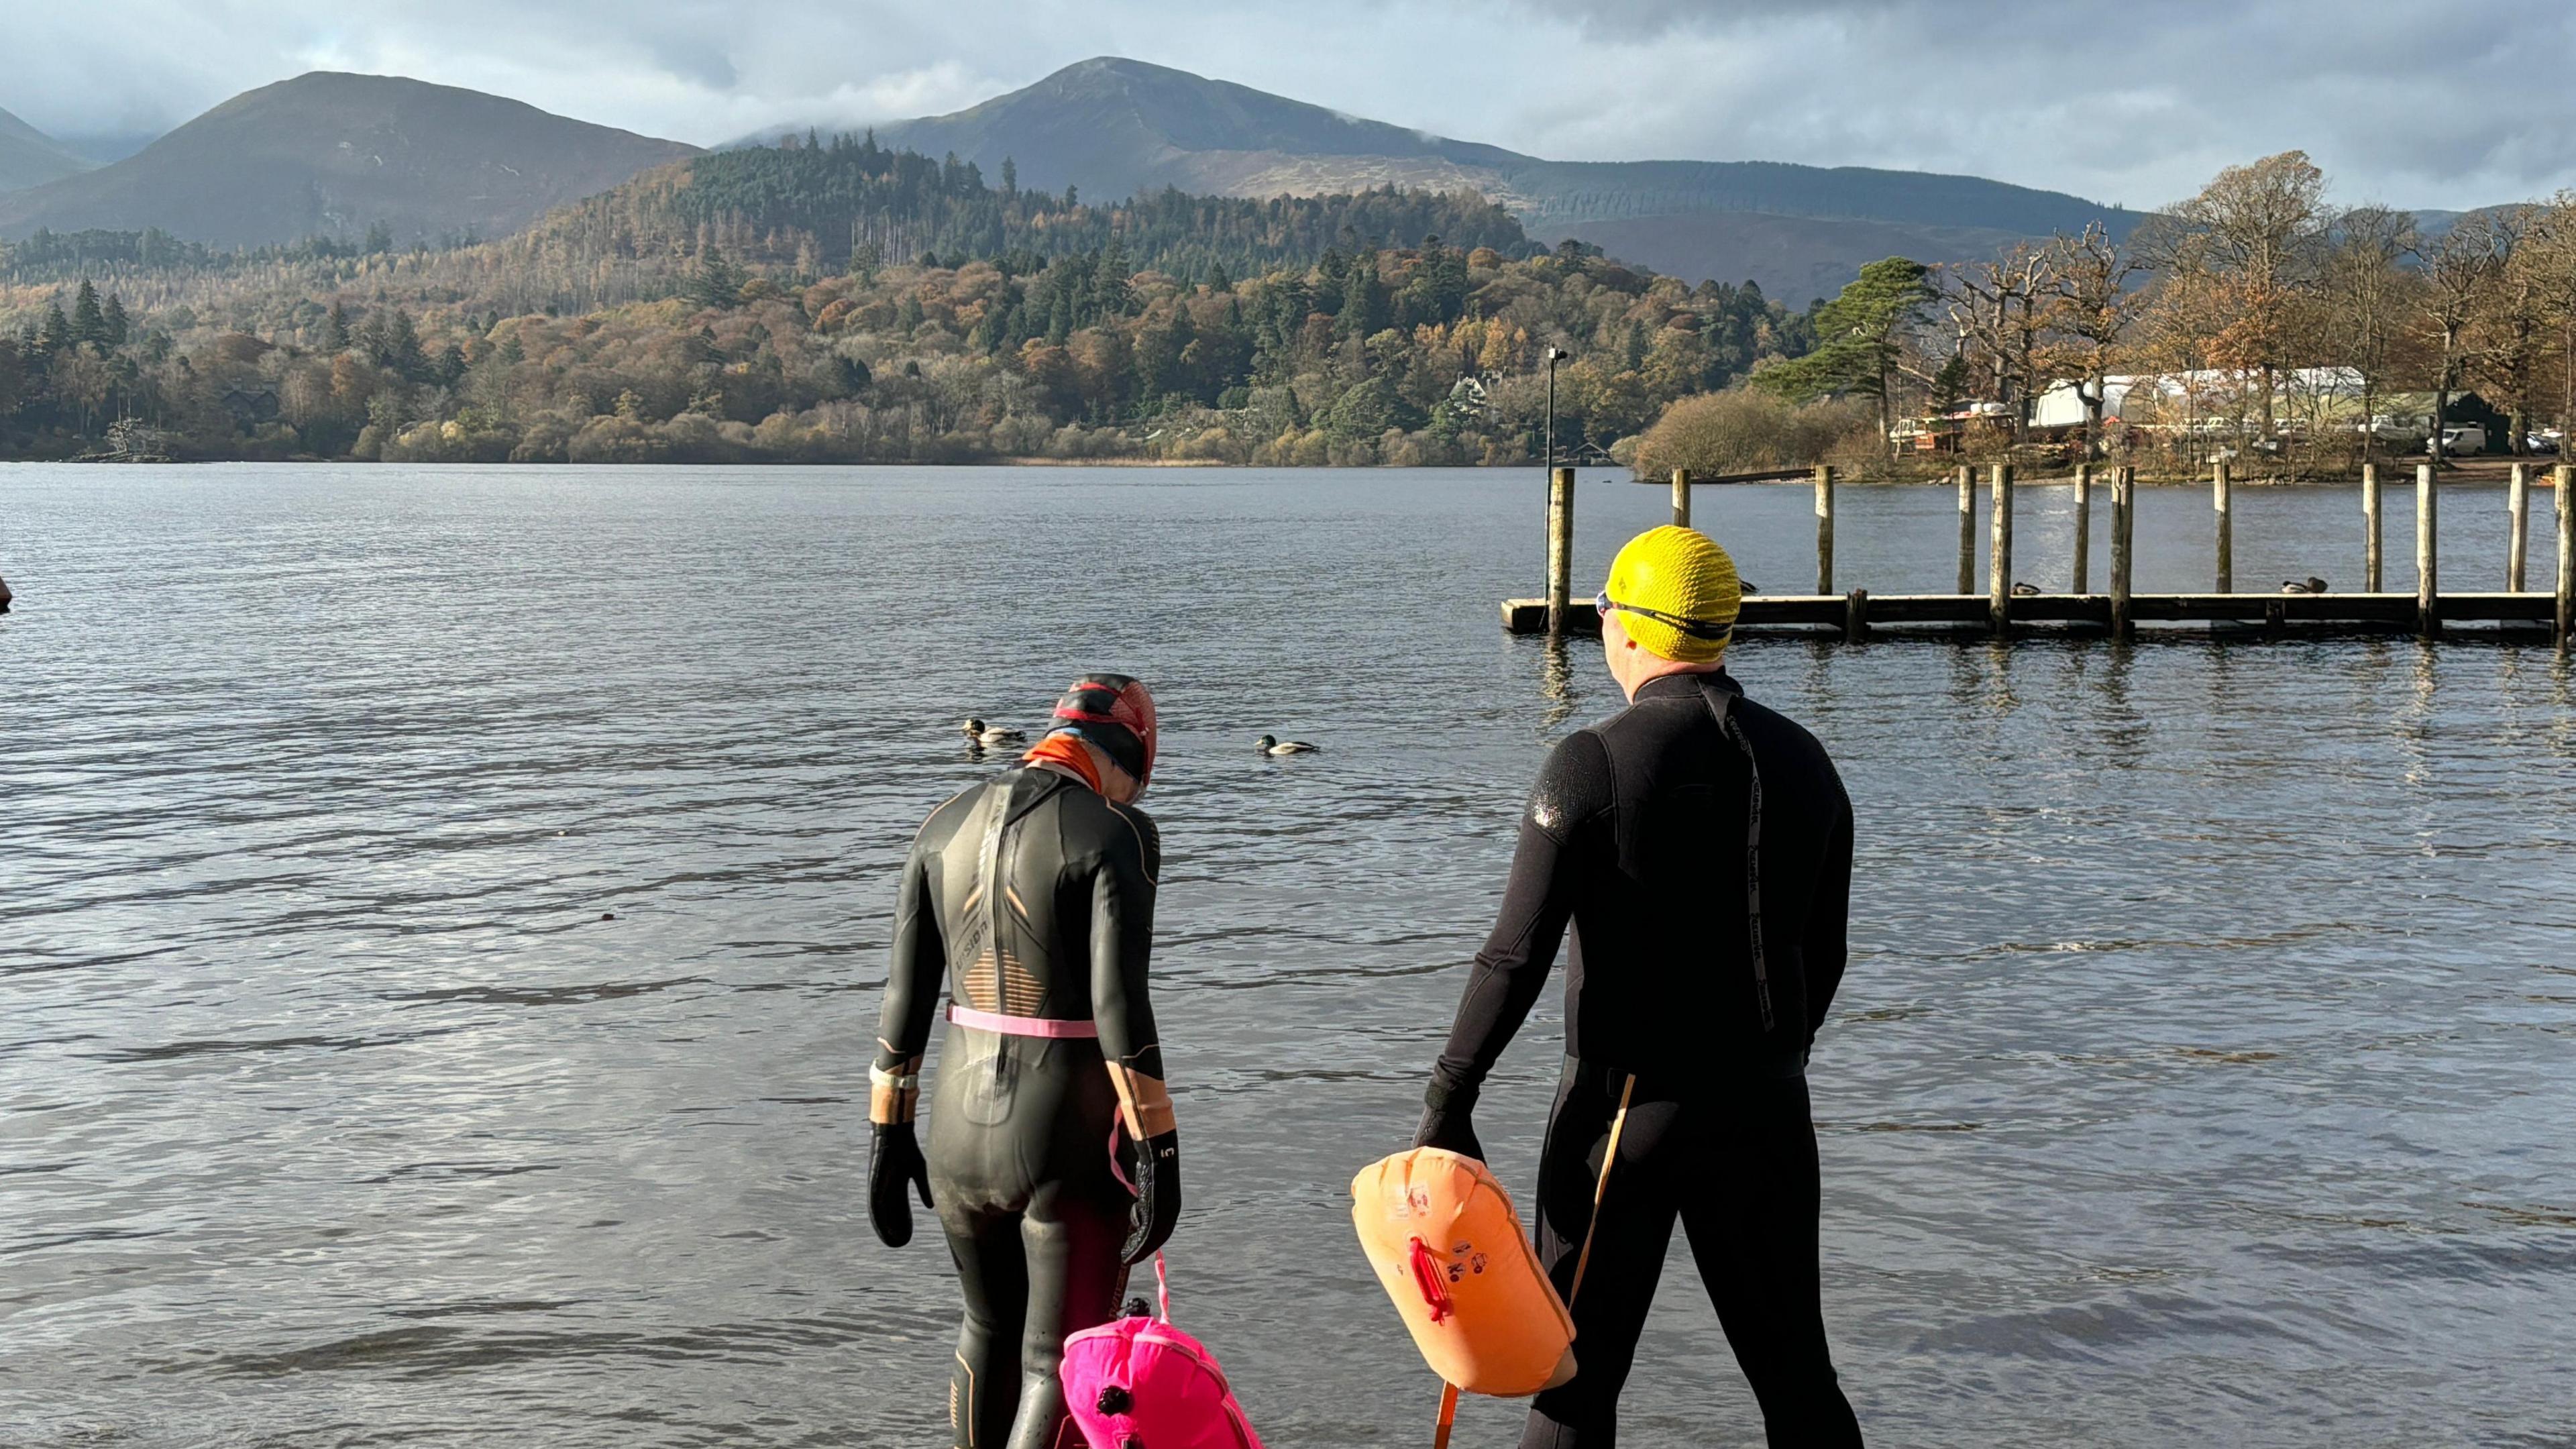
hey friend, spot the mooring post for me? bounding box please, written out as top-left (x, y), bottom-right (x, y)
top-left (1989, 463), bottom-right (2015, 636)
top-left (2110, 466), bottom-right (2135, 639)
top-left (2508, 462), bottom-right (2529, 592)
top-left (1814, 464), bottom-right (1835, 594)
top-left (1845, 588), bottom-right (1869, 641)
top-left (2072, 463), bottom-right (2093, 594)
top-left (2557, 464), bottom-right (2573, 651)
top-left (2416, 462), bottom-right (2440, 637)
top-left (1546, 466), bottom-right (1575, 636)
top-left (2213, 461), bottom-right (2233, 593)
top-left (1670, 468), bottom-right (1691, 528)
top-left (2363, 463), bottom-right (2382, 592)
top-left (1956, 464), bottom-right (1975, 594)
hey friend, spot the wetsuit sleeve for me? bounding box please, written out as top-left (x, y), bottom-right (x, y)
top-left (1092, 806), bottom-right (1173, 1132)
top-left (872, 833), bottom-right (944, 1122)
top-left (1427, 730), bottom-right (1611, 1104)
top-left (1803, 769), bottom-right (1854, 1047)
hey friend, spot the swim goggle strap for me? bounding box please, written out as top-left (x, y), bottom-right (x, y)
top-left (1595, 590), bottom-right (1735, 642)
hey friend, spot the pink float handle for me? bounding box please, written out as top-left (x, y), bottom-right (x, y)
top-left (1155, 1251), bottom-right (1172, 1323)
top-left (945, 1003), bottom-right (1100, 1038)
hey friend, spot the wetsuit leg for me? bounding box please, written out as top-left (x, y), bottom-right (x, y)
top-left (944, 1206), bottom-right (1030, 1449)
top-left (1519, 1066), bottom-right (1684, 1449)
top-left (1004, 1180), bottom-right (1130, 1449)
top-left (1677, 1075), bottom-right (1862, 1448)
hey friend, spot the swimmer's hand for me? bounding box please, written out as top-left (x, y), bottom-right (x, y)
top-left (869, 1122), bottom-right (934, 1247)
top-left (1122, 1130), bottom-right (1181, 1264)
top-left (1414, 1078), bottom-right (1485, 1164)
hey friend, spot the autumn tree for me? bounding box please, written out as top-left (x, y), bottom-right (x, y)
top-left (2142, 150), bottom-right (2330, 437)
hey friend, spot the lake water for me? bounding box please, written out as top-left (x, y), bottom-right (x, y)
top-left (4, 464), bottom-right (2573, 1448)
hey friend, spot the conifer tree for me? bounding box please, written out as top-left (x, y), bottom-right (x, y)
top-left (383, 309), bottom-right (425, 380)
top-left (1097, 238), bottom-right (1133, 317)
top-left (70, 281), bottom-right (107, 348)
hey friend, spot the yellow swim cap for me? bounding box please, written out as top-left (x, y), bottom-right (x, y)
top-left (1601, 526), bottom-right (1741, 662)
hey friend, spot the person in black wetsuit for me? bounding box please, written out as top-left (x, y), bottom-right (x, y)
top-left (1415, 527), bottom-right (1864, 1448)
top-left (869, 674), bottom-right (1181, 1449)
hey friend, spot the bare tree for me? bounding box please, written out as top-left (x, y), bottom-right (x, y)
top-left (2320, 205), bottom-right (2422, 468)
top-left (1945, 242), bottom-right (2050, 439)
top-left (2037, 222), bottom-right (2145, 460)
top-left (2414, 213), bottom-right (2508, 463)
top-left (2528, 194), bottom-right (2576, 449)
top-left (2473, 205), bottom-right (2548, 453)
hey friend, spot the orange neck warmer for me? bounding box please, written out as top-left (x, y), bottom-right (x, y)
top-left (1022, 733), bottom-right (1106, 794)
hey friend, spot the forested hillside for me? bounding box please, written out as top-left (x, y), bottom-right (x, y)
top-left (0, 136), bottom-right (1815, 465)
top-left (852, 56), bottom-right (2137, 299)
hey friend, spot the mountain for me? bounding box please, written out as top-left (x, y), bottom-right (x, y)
top-left (0, 72), bottom-right (698, 247)
top-left (0, 107), bottom-right (93, 193)
top-left (864, 58), bottom-right (2141, 302)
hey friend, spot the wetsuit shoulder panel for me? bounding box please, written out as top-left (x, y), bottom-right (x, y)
top-left (1102, 800), bottom-right (1162, 885)
top-left (1528, 729), bottom-right (1615, 843)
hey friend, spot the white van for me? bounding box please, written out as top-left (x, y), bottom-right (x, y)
top-left (2436, 424), bottom-right (2486, 455)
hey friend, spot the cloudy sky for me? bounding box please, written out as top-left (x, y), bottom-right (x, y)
top-left (7, 0), bottom-right (2571, 210)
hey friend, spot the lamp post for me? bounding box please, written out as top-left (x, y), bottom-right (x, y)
top-left (1545, 345), bottom-right (1566, 472)
top-left (1542, 345), bottom-right (1568, 578)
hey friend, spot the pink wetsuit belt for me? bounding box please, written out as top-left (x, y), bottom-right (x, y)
top-left (946, 1003), bottom-right (1102, 1038)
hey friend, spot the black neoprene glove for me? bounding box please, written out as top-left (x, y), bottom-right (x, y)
top-left (868, 1121), bottom-right (933, 1248)
top-left (1121, 1130), bottom-right (1182, 1265)
top-left (1413, 1078), bottom-right (1485, 1163)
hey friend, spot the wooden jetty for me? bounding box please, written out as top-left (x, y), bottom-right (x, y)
top-left (1505, 463), bottom-right (2575, 647)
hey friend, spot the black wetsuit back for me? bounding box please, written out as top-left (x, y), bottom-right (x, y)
top-left (877, 766), bottom-right (1163, 1449)
top-left (1427, 670), bottom-right (1862, 1448)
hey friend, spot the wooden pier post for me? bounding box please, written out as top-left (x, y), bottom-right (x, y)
top-left (2072, 463), bottom-right (2093, 593)
top-left (2213, 461), bottom-right (2233, 593)
top-left (1546, 466), bottom-right (1575, 636)
top-left (2363, 464), bottom-right (2382, 592)
top-left (1670, 468), bottom-right (1691, 528)
top-left (2110, 466), bottom-right (2135, 639)
top-left (2508, 462), bottom-right (2529, 592)
top-left (2558, 464), bottom-right (2573, 651)
top-left (1814, 464), bottom-right (1835, 594)
top-left (1956, 464), bottom-right (1975, 594)
top-left (2416, 462), bottom-right (2440, 637)
top-left (1845, 588), bottom-right (1870, 641)
top-left (1989, 464), bottom-right (2014, 636)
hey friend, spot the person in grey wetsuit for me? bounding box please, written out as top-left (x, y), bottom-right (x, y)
top-left (869, 674), bottom-right (1181, 1449)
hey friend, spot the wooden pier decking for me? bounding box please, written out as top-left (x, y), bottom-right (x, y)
top-left (1504, 591), bottom-right (2564, 638)
top-left (1503, 462), bottom-right (2576, 646)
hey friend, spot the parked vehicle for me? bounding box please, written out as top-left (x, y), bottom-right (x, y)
top-left (2436, 424), bottom-right (2487, 455)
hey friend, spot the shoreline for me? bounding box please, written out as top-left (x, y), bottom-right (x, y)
top-left (3, 455), bottom-right (2555, 484)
